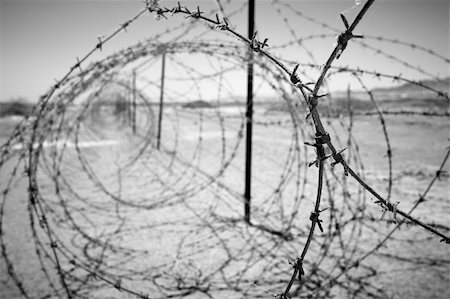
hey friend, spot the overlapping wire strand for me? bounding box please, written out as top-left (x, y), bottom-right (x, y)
top-left (0, 1), bottom-right (449, 298)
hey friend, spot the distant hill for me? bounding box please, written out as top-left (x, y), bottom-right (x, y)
top-left (0, 100), bottom-right (34, 117)
top-left (182, 100), bottom-right (215, 109)
top-left (372, 77), bottom-right (449, 94)
top-left (266, 77), bottom-right (450, 116)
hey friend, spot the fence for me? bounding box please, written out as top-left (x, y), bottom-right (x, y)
top-left (0, 0), bottom-right (449, 298)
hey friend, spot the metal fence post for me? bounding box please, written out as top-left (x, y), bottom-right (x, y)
top-left (132, 70), bottom-right (137, 134)
top-left (157, 51), bottom-right (166, 150)
top-left (244, 0), bottom-right (255, 224)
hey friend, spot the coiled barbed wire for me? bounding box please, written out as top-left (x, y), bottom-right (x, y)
top-left (1, 1), bottom-right (449, 299)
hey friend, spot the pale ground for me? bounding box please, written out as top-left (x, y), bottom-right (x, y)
top-left (0, 105), bottom-right (449, 298)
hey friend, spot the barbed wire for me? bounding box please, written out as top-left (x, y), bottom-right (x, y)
top-left (0, 1), bottom-right (449, 299)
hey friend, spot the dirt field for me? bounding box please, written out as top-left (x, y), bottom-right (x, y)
top-left (0, 105), bottom-right (449, 299)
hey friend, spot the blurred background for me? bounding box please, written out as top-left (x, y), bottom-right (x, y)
top-left (1, 0), bottom-right (448, 103)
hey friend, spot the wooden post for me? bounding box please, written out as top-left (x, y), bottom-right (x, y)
top-left (127, 90), bottom-right (131, 125)
top-left (244, 0), bottom-right (255, 224)
top-left (132, 70), bottom-right (137, 134)
top-left (157, 51), bottom-right (166, 150)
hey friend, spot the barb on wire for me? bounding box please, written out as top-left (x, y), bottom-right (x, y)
top-left (336, 14), bottom-right (364, 59)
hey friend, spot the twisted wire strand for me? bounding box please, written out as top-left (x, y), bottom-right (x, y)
top-left (0, 1), bottom-right (449, 299)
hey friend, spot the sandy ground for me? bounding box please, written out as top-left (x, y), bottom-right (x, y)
top-left (0, 107), bottom-right (449, 299)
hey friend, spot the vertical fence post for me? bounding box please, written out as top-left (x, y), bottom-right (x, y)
top-left (244, 0), bottom-right (255, 224)
top-left (127, 90), bottom-right (131, 125)
top-left (132, 69), bottom-right (137, 134)
top-left (157, 51), bottom-right (166, 150)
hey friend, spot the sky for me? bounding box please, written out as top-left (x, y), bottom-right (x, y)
top-left (0, 0), bottom-right (449, 102)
